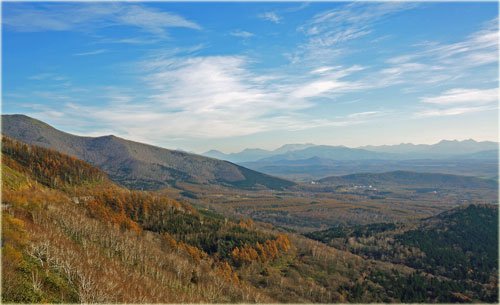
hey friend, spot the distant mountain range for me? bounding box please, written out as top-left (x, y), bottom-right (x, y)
top-left (360, 139), bottom-right (498, 157)
top-left (208, 139), bottom-right (498, 181)
top-left (2, 114), bottom-right (294, 190)
top-left (203, 143), bottom-right (315, 163)
top-left (205, 140), bottom-right (498, 163)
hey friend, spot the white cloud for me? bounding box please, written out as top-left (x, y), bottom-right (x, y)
top-left (421, 88), bottom-right (498, 105)
top-left (416, 87), bottom-right (498, 118)
top-left (115, 5), bottom-right (201, 34)
top-left (3, 3), bottom-right (201, 36)
top-left (230, 30), bottom-right (254, 38)
top-left (73, 49), bottom-right (108, 56)
top-left (18, 54), bottom-right (374, 143)
top-left (346, 111), bottom-right (381, 119)
top-left (310, 66), bottom-right (336, 74)
top-left (416, 105), bottom-right (497, 117)
top-left (258, 12), bottom-right (281, 24)
top-left (291, 79), bottom-right (361, 99)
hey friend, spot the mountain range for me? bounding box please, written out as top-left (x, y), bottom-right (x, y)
top-left (204, 139), bottom-right (498, 163)
top-left (203, 143), bottom-right (315, 163)
top-left (3, 114), bottom-right (497, 187)
top-left (1, 114), bottom-right (294, 190)
top-left (229, 140), bottom-right (498, 181)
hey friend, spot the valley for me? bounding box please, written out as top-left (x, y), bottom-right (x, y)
top-left (168, 172), bottom-right (497, 232)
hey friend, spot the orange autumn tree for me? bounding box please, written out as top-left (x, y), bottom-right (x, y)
top-left (215, 261), bottom-right (240, 284)
top-left (161, 233), bottom-right (206, 262)
top-left (231, 234), bottom-right (292, 265)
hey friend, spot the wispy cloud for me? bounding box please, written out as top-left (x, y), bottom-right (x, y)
top-left (416, 87), bottom-right (498, 117)
top-left (18, 52), bottom-right (376, 143)
top-left (258, 12), bottom-right (281, 24)
top-left (300, 2), bottom-right (416, 41)
top-left (346, 111), bottom-right (381, 119)
top-left (290, 2), bottom-right (416, 65)
top-left (96, 36), bottom-right (161, 45)
top-left (229, 30), bottom-right (254, 38)
top-left (290, 65), bottom-right (365, 99)
top-left (3, 3), bottom-right (201, 37)
top-left (416, 105), bottom-right (497, 117)
top-left (381, 17), bottom-right (498, 88)
top-left (423, 18), bottom-right (498, 66)
top-left (28, 73), bottom-right (67, 81)
top-left (73, 49), bottom-right (108, 56)
top-left (421, 88), bottom-right (498, 105)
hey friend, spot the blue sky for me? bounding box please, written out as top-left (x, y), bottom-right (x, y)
top-left (2, 2), bottom-right (498, 153)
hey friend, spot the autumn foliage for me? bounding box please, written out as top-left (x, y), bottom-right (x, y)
top-left (2, 136), bottom-right (106, 188)
top-left (231, 234), bottom-right (291, 265)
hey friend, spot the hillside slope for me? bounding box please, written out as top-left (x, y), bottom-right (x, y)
top-left (3, 136), bottom-right (467, 303)
top-left (306, 204), bottom-right (499, 302)
top-left (2, 114), bottom-right (294, 190)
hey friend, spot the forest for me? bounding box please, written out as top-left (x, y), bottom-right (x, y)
top-left (306, 204), bottom-right (499, 302)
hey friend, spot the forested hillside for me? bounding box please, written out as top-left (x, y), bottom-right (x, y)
top-left (4, 136), bottom-right (492, 303)
top-left (306, 205), bottom-right (499, 302)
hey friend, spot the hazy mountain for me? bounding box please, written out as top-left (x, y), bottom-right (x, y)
top-left (273, 143), bottom-right (315, 154)
top-left (258, 145), bottom-right (393, 162)
top-left (318, 170), bottom-right (497, 189)
top-left (202, 149), bottom-right (229, 160)
top-left (361, 139), bottom-right (498, 157)
top-left (202, 143), bottom-right (315, 162)
top-left (236, 140), bottom-right (498, 181)
top-left (2, 114), bottom-right (294, 190)
top-left (206, 140), bottom-right (497, 164)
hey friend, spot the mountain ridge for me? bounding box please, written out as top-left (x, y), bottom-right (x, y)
top-left (318, 170), bottom-right (497, 189)
top-left (202, 143), bottom-right (316, 162)
top-left (2, 114), bottom-right (294, 190)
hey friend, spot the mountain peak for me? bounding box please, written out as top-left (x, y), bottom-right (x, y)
top-left (204, 149), bottom-right (224, 154)
top-left (274, 143), bottom-right (315, 153)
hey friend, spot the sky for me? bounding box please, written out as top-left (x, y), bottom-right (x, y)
top-left (2, 1), bottom-right (499, 153)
